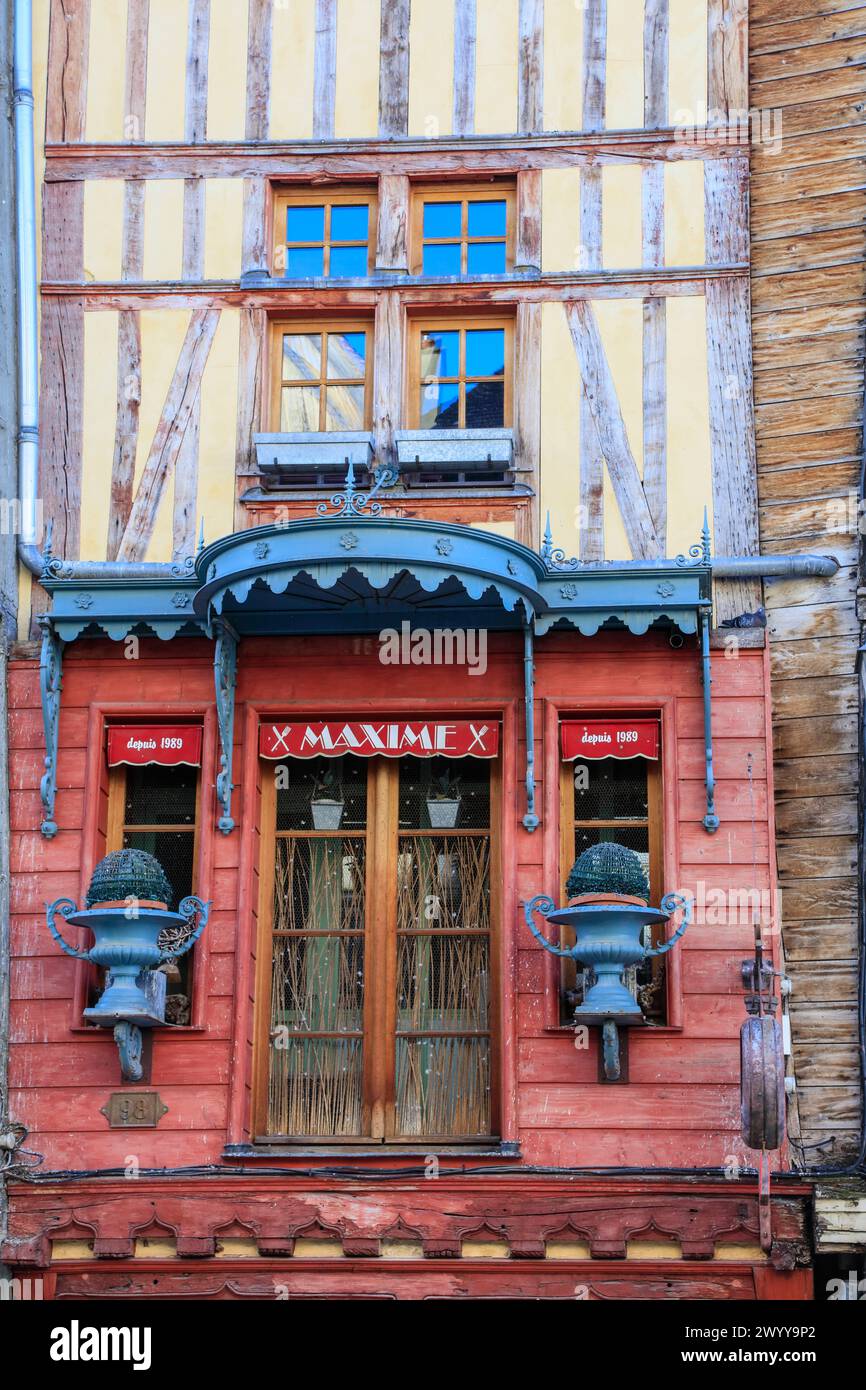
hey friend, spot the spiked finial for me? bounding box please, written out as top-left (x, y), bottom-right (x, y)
top-left (541, 510), bottom-right (554, 563)
top-left (701, 507), bottom-right (711, 565)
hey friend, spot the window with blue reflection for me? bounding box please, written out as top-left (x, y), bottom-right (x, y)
top-left (465, 329), bottom-right (505, 378)
top-left (423, 243), bottom-right (462, 276)
top-left (467, 242), bottom-right (506, 276)
top-left (421, 379), bottom-right (460, 429)
top-left (421, 330), bottom-right (460, 379)
top-left (465, 379), bottom-right (505, 428)
top-left (331, 204), bottom-right (369, 241)
top-left (286, 205), bottom-right (325, 243)
top-left (286, 245), bottom-right (325, 278)
top-left (467, 200), bottom-right (506, 238)
top-left (423, 202), bottom-right (462, 239)
top-left (330, 245), bottom-right (369, 278)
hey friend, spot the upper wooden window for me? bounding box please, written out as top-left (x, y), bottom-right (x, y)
top-left (407, 317), bottom-right (513, 430)
top-left (255, 753), bottom-right (499, 1143)
top-left (411, 185), bottom-right (515, 276)
top-left (273, 189), bottom-right (377, 279)
top-left (559, 725), bottom-right (666, 1023)
top-left (270, 321), bottom-right (373, 432)
top-left (106, 761), bottom-right (201, 1021)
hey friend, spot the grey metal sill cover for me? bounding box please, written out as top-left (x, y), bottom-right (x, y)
top-left (37, 503), bottom-right (713, 841)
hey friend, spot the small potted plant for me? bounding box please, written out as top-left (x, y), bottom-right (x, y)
top-left (426, 768), bottom-right (462, 829)
top-left (310, 763), bottom-right (345, 830)
top-left (566, 840), bottom-right (649, 907)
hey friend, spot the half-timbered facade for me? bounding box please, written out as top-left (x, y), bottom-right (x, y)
top-left (1, 0), bottom-right (860, 1301)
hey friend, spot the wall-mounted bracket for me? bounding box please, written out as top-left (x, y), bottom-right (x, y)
top-left (522, 617), bottom-right (539, 831)
top-left (213, 618), bottom-right (238, 834)
top-left (38, 618), bottom-right (64, 838)
top-left (699, 609), bottom-right (720, 833)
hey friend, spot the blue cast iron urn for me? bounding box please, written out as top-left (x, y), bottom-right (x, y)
top-left (46, 849), bottom-right (211, 1080)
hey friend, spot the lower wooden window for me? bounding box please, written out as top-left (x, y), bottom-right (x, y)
top-left (270, 321), bottom-right (372, 433)
top-left (256, 753), bottom-right (498, 1143)
top-left (559, 739), bottom-right (666, 1024)
top-left (105, 762), bottom-right (201, 1022)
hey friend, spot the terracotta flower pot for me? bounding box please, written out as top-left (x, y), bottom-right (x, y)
top-left (568, 891), bottom-right (649, 908)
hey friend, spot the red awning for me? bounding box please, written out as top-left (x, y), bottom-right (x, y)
top-left (259, 721), bottom-right (499, 760)
top-left (561, 719), bottom-right (659, 761)
top-left (107, 724), bottom-right (203, 768)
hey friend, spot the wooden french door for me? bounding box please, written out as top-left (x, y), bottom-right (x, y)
top-left (255, 753), bottom-right (497, 1143)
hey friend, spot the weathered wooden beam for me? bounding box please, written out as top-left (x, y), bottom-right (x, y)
top-left (117, 309), bottom-right (220, 562)
top-left (234, 307), bottom-right (267, 529)
top-left (246, 0), bottom-right (273, 141)
top-left (566, 300), bottom-right (661, 559)
top-left (185, 0), bottom-right (210, 144)
top-left (372, 291), bottom-right (404, 470)
top-left (452, 0), bottom-right (477, 136)
top-left (518, 0), bottom-right (544, 135)
top-left (123, 0), bottom-right (150, 143)
top-left (313, 0), bottom-right (338, 140)
top-left (582, 0), bottom-right (607, 133)
top-left (379, 0), bottom-right (411, 139)
top-left (376, 174), bottom-right (410, 273)
top-left (46, 0), bottom-right (90, 144)
top-left (644, 0), bottom-right (669, 129)
top-left (515, 169), bottom-right (541, 272)
top-left (514, 301), bottom-right (541, 546)
top-left (42, 133), bottom-right (745, 180)
top-left (579, 165), bottom-right (604, 559)
top-left (242, 174), bottom-right (268, 277)
top-left (708, 0), bottom-right (748, 118)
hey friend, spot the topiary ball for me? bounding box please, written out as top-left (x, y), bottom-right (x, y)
top-left (85, 849), bottom-right (173, 908)
top-left (566, 841), bottom-right (649, 903)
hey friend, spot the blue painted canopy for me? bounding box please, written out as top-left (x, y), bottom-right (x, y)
top-left (42, 517), bottom-right (711, 642)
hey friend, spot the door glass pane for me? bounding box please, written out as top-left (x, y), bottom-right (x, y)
top-left (394, 758), bottom-right (492, 1138)
top-left (281, 334), bottom-right (321, 380)
top-left (423, 201), bottom-right (461, 238)
top-left (280, 385), bottom-right (320, 432)
top-left (286, 204), bottom-right (325, 241)
top-left (267, 753), bottom-right (369, 1138)
top-left (324, 384), bottom-right (366, 431)
top-left (326, 331), bottom-right (366, 378)
top-left (465, 379), bottom-right (504, 428)
top-left (423, 243), bottom-right (461, 276)
top-left (330, 204), bottom-right (369, 240)
top-left (467, 199), bottom-right (507, 237)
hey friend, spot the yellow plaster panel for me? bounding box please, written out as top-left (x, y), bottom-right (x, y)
top-left (214, 1238), bottom-right (259, 1258)
top-left (145, 0), bottom-right (187, 141)
top-left (334, 0), bottom-right (380, 139)
top-left (134, 1239), bottom-right (177, 1258)
top-left (545, 1241), bottom-right (592, 1259)
top-left (666, 295), bottom-right (713, 556)
top-left (143, 181), bottom-right (184, 282)
top-left (597, 298), bottom-right (643, 559)
top-left (541, 168), bottom-right (581, 273)
top-left (408, 0), bottom-right (455, 138)
top-left (81, 311), bottom-right (119, 562)
top-left (665, 161), bottom-right (705, 266)
top-left (195, 308), bottom-right (241, 547)
top-left (207, 0), bottom-right (249, 141)
top-left (669, 0), bottom-right (708, 128)
top-left (293, 1239), bottom-right (345, 1258)
top-left (380, 1240), bottom-right (425, 1258)
top-left (469, 520), bottom-right (515, 540)
top-left (543, 0), bottom-right (583, 132)
top-left (136, 310), bottom-right (191, 562)
top-left (540, 301), bottom-right (581, 555)
top-left (51, 1241), bottom-right (95, 1261)
top-left (606, 0), bottom-right (644, 130)
top-left (715, 1244), bottom-right (767, 1261)
top-left (462, 1241), bottom-right (510, 1258)
top-left (83, 181), bottom-right (124, 283)
top-left (602, 165), bottom-right (642, 269)
top-left (270, 0), bottom-right (315, 139)
top-left (85, 0), bottom-right (128, 142)
top-left (475, 0), bottom-right (518, 135)
top-left (204, 179), bottom-right (244, 280)
top-left (626, 1240), bottom-right (683, 1259)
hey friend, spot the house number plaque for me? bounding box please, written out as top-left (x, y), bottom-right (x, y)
top-left (101, 1092), bottom-right (168, 1128)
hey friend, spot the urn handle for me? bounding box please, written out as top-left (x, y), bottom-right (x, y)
top-left (645, 892), bottom-right (693, 957)
top-left (45, 898), bottom-right (90, 960)
top-left (158, 895), bottom-right (212, 961)
top-left (521, 895), bottom-right (576, 959)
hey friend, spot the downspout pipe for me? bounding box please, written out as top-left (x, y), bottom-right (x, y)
top-left (13, 0), bottom-right (41, 576)
top-left (712, 555), bottom-right (839, 580)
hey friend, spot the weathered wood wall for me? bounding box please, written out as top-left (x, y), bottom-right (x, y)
top-left (750, 0), bottom-right (866, 1163)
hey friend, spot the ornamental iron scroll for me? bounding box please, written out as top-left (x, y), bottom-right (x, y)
top-left (213, 619), bottom-right (238, 834)
top-left (315, 459), bottom-right (399, 519)
top-left (38, 619), bottom-right (63, 839)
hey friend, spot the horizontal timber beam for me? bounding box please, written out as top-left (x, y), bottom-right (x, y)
top-left (43, 130), bottom-right (748, 181)
top-left (42, 267), bottom-right (746, 311)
